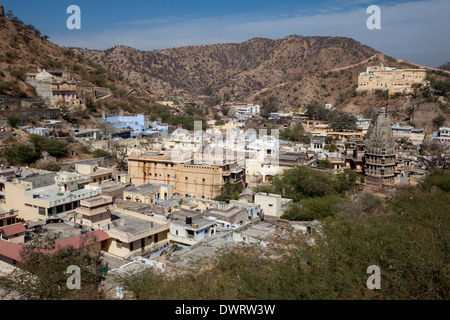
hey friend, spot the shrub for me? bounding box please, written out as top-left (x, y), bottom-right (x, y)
top-left (7, 115), bottom-right (21, 128)
top-left (93, 149), bottom-right (111, 158)
top-left (45, 162), bottom-right (62, 172)
top-left (1, 143), bottom-right (41, 166)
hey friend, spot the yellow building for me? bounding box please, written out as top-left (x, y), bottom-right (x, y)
top-left (128, 151), bottom-right (244, 200)
top-left (3, 179), bottom-right (101, 222)
top-left (67, 195), bottom-right (170, 259)
top-left (0, 209), bottom-right (18, 228)
top-left (75, 163), bottom-right (113, 185)
top-left (123, 183), bottom-right (173, 204)
top-left (104, 208), bottom-right (170, 259)
top-left (357, 65), bottom-right (429, 95)
top-left (74, 195), bottom-right (116, 229)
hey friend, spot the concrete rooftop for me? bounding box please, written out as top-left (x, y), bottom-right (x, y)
top-left (110, 211), bottom-right (166, 235)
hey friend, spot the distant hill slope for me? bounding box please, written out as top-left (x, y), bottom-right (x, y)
top-left (0, 10), bottom-right (153, 113)
top-left (439, 62), bottom-right (450, 71)
top-left (73, 35), bottom-right (380, 102)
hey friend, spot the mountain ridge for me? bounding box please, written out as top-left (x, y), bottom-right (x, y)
top-left (72, 35), bottom-right (381, 103)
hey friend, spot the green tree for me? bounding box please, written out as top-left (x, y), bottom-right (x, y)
top-left (281, 194), bottom-right (344, 221)
top-left (280, 123), bottom-right (307, 142)
top-left (0, 233), bottom-right (105, 300)
top-left (116, 184), bottom-right (450, 300)
top-left (29, 135), bottom-right (69, 158)
top-left (433, 115), bottom-right (446, 128)
top-left (214, 182), bottom-right (243, 201)
top-left (7, 115), bottom-right (21, 128)
top-left (1, 143), bottom-right (41, 166)
top-left (45, 162), bottom-right (62, 172)
top-left (261, 96), bottom-right (280, 118)
top-left (433, 81), bottom-right (450, 96)
top-left (317, 159), bottom-right (334, 169)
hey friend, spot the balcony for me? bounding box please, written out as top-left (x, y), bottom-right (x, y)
top-left (0, 210), bottom-right (18, 219)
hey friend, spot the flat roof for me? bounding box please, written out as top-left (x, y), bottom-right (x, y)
top-left (110, 211), bottom-right (166, 235)
top-left (171, 211), bottom-right (216, 229)
top-left (39, 221), bottom-right (87, 242)
top-left (235, 220), bottom-right (276, 240)
top-left (33, 184), bottom-right (97, 202)
top-left (207, 206), bottom-right (246, 218)
top-left (126, 183), bottom-right (172, 195)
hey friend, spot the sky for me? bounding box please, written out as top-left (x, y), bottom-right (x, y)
top-left (1, 0), bottom-right (449, 67)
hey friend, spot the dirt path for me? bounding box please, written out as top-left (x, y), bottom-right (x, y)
top-left (246, 82), bottom-right (288, 101)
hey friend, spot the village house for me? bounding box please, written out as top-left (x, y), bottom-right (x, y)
top-left (0, 223), bottom-right (27, 244)
top-left (75, 162), bottom-right (113, 185)
top-left (123, 183), bottom-right (173, 204)
top-left (254, 193), bottom-right (293, 218)
top-left (169, 210), bottom-right (217, 246)
top-left (65, 194), bottom-right (170, 259)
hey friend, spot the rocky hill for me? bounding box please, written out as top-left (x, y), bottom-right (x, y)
top-left (73, 35), bottom-right (380, 103)
top-left (1, 7), bottom-right (448, 127)
top-left (0, 9), bottom-right (154, 114)
top-left (73, 35), bottom-right (450, 124)
top-left (439, 62), bottom-right (450, 71)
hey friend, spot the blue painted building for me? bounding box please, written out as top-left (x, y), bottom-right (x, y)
top-left (101, 114), bottom-right (169, 137)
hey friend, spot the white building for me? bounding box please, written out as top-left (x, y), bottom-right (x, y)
top-left (438, 127), bottom-right (450, 144)
top-left (169, 211), bottom-right (217, 246)
top-left (254, 193), bottom-right (293, 218)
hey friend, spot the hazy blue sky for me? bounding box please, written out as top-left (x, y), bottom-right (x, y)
top-left (2, 0), bottom-right (449, 67)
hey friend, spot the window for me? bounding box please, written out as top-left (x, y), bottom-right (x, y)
top-left (202, 178), bottom-right (206, 183)
top-left (185, 177), bottom-right (188, 181)
top-left (130, 242), bottom-right (134, 251)
top-left (25, 204), bottom-right (32, 207)
top-left (116, 240), bottom-right (122, 249)
top-left (269, 204), bottom-right (273, 207)
top-left (38, 207), bottom-right (46, 215)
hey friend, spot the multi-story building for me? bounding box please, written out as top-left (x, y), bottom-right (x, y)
top-left (169, 210), bottom-right (217, 246)
top-left (357, 65), bottom-right (429, 95)
top-left (438, 127), bottom-right (450, 144)
top-left (3, 176), bottom-right (101, 222)
top-left (67, 195), bottom-right (170, 259)
top-left (75, 162), bottom-right (113, 185)
top-left (74, 195), bottom-right (116, 229)
top-left (128, 151), bottom-right (244, 200)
